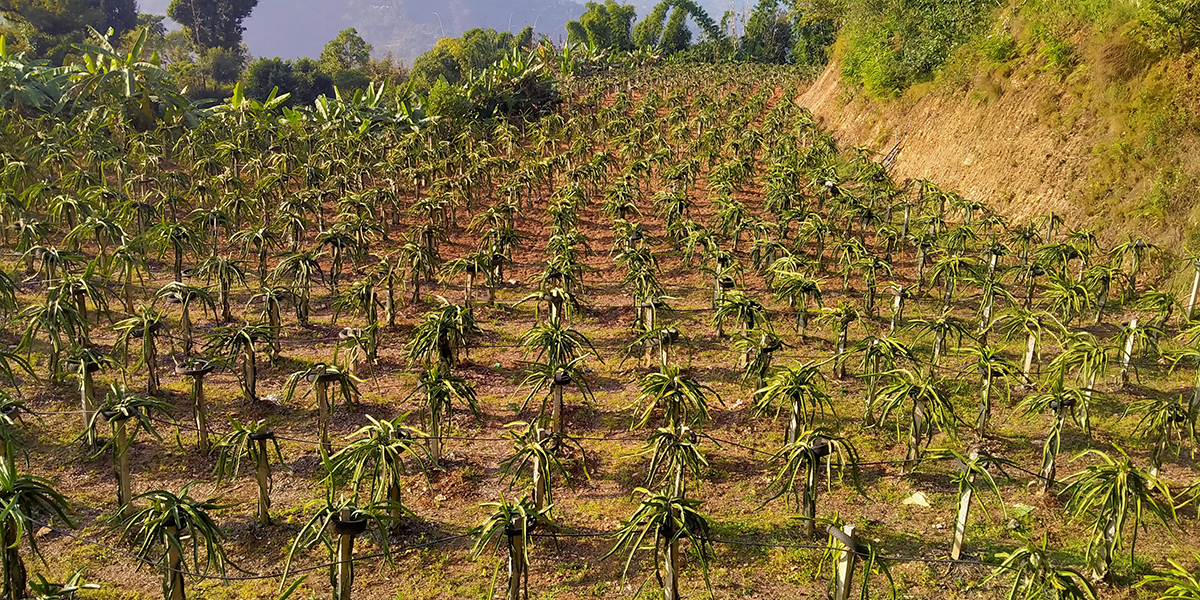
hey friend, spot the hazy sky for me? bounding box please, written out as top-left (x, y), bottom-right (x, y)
top-left (139, 0), bottom-right (757, 61)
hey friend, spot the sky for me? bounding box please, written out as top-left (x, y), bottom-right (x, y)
top-left (139, 0), bottom-right (752, 62)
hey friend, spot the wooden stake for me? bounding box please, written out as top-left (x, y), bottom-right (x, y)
top-left (533, 428), bottom-right (548, 511)
top-left (507, 517), bottom-right (526, 600)
top-left (1120, 319), bottom-right (1138, 385)
top-left (80, 369), bottom-right (96, 447)
top-left (316, 381), bottom-right (331, 456)
top-left (336, 507), bottom-right (354, 600)
top-left (190, 374), bottom-right (209, 453)
top-left (254, 437), bottom-right (270, 525)
top-left (551, 384), bottom-right (563, 435)
top-left (116, 419), bottom-right (132, 519)
top-left (950, 450), bottom-right (978, 560)
top-left (165, 525), bottom-right (184, 600)
top-left (829, 524), bottom-right (858, 600)
top-left (1189, 261), bottom-right (1200, 322)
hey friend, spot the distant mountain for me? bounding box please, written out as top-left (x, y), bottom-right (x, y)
top-left (140, 0), bottom-right (585, 63)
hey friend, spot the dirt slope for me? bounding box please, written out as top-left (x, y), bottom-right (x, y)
top-left (798, 60), bottom-right (1133, 238)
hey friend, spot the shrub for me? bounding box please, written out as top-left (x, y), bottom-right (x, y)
top-left (841, 0), bottom-right (997, 96)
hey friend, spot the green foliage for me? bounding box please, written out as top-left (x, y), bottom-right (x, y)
top-left (326, 414), bottom-right (430, 507)
top-left (988, 535), bottom-right (1096, 599)
top-left (424, 77), bottom-right (472, 120)
top-left (567, 1), bottom-right (637, 51)
top-left (1137, 0), bottom-right (1200, 53)
top-left (739, 0), bottom-right (793, 63)
top-left (409, 27), bottom-right (532, 92)
top-left (112, 484), bottom-right (234, 598)
top-left (841, 0), bottom-right (996, 96)
top-left (605, 488), bottom-right (713, 596)
top-left (631, 363), bottom-right (719, 428)
top-left (319, 28), bottom-right (372, 74)
top-left (167, 0), bottom-right (260, 50)
top-left (0, 0), bottom-right (138, 63)
top-left (1062, 448), bottom-right (1177, 579)
top-left (1137, 554), bottom-right (1200, 598)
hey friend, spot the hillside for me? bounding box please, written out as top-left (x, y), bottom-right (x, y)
top-left (798, 1), bottom-right (1200, 249)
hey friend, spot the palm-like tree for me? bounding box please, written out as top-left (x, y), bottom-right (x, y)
top-left (113, 484), bottom-right (234, 600)
top-left (518, 319), bottom-right (597, 371)
top-left (211, 419), bottom-right (287, 525)
top-left (204, 323), bottom-right (273, 401)
top-left (193, 255), bottom-right (247, 322)
top-left (771, 271), bottom-right (823, 335)
top-left (1019, 383), bottom-right (1092, 493)
top-left (153, 221), bottom-right (201, 282)
top-left (396, 229), bottom-right (438, 304)
top-left (877, 369), bottom-right (958, 465)
top-left (925, 447), bottom-right (1015, 559)
top-left (1125, 395), bottom-right (1193, 477)
top-left (229, 225), bottom-right (280, 282)
top-left (0, 456), bottom-right (74, 600)
top-left (632, 364), bottom-right (720, 429)
top-left (928, 253), bottom-right (979, 311)
top-left (1049, 332), bottom-right (1110, 398)
top-left (111, 305), bottom-right (164, 392)
top-left (18, 285), bottom-right (88, 381)
top-left (499, 422), bottom-right (588, 512)
top-left (1111, 236), bottom-right (1160, 302)
top-left (1062, 449), bottom-right (1176, 581)
top-left (273, 249), bottom-right (324, 326)
top-left (469, 496), bottom-right (552, 600)
top-left (996, 309), bottom-right (1064, 382)
top-left (109, 238), bottom-right (151, 314)
top-left (712, 290), bottom-right (770, 340)
top-left (282, 363), bottom-right (360, 455)
top-left (406, 364), bottom-right (479, 464)
top-left (606, 488), bottom-right (713, 600)
top-left (405, 298), bottom-right (479, 369)
top-left (988, 535), bottom-right (1096, 600)
top-left (908, 311), bottom-right (971, 378)
top-left (817, 301), bottom-right (859, 379)
top-left (1044, 274), bottom-right (1094, 326)
top-left (1084, 262), bottom-right (1122, 325)
top-left (764, 428), bottom-right (861, 537)
top-left (88, 385), bottom-right (173, 516)
top-left (327, 415), bottom-right (430, 524)
top-left (753, 362), bottom-right (834, 444)
top-left (283, 497), bottom-right (400, 599)
top-left (961, 344), bottom-right (1023, 436)
top-left (155, 282), bottom-right (215, 357)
